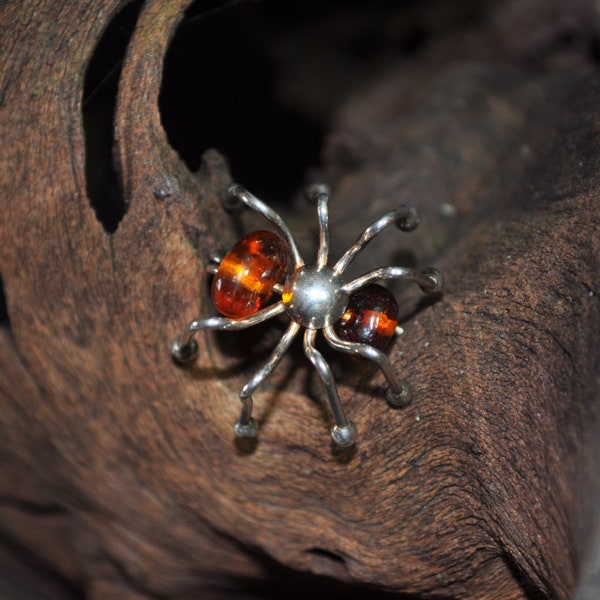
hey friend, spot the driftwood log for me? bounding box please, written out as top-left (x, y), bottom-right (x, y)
top-left (1, 1), bottom-right (599, 598)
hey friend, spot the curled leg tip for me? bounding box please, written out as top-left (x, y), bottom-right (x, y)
top-left (386, 381), bottom-right (411, 407)
top-left (395, 205), bottom-right (420, 232)
top-left (305, 183), bottom-right (330, 203)
top-left (223, 183), bottom-right (246, 212)
top-left (172, 338), bottom-right (199, 364)
top-left (234, 418), bottom-right (258, 439)
top-left (331, 422), bottom-right (357, 446)
top-left (421, 267), bottom-right (444, 295)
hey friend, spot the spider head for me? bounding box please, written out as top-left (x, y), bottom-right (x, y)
top-left (282, 266), bottom-right (348, 329)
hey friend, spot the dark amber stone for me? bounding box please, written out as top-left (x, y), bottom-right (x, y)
top-left (334, 284), bottom-right (399, 351)
top-left (212, 230), bottom-right (288, 318)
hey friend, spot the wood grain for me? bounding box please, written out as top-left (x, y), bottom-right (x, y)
top-left (1, 1), bottom-right (599, 598)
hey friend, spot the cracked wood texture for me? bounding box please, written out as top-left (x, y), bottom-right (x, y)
top-left (1, 0), bottom-right (600, 599)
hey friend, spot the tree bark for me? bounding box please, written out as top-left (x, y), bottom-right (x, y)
top-left (1, 1), bottom-right (599, 598)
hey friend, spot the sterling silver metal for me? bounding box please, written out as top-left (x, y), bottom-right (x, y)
top-left (172, 184), bottom-right (444, 446)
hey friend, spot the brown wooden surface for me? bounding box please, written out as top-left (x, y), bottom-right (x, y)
top-left (1, 1), bottom-right (599, 598)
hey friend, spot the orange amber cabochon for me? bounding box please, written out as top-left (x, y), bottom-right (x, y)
top-left (334, 284), bottom-right (399, 351)
top-left (212, 230), bottom-right (288, 318)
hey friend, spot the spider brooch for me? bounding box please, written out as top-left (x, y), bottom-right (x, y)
top-left (172, 183), bottom-right (443, 446)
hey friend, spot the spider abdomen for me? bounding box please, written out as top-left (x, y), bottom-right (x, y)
top-left (212, 230), bottom-right (288, 318)
top-left (334, 284), bottom-right (399, 351)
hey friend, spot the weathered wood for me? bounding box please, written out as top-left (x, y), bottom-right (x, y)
top-left (1, 1), bottom-right (599, 598)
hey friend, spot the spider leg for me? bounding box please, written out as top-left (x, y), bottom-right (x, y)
top-left (206, 252), bottom-right (224, 276)
top-left (323, 326), bottom-right (411, 407)
top-left (234, 321), bottom-right (301, 438)
top-left (344, 266), bottom-right (444, 296)
top-left (303, 329), bottom-right (357, 446)
top-left (305, 183), bottom-right (330, 269)
top-left (171, 302), bottom-right (286, 364)
top-left (225, 184), bottom-right (304, 268)
top-left (333, 205), bottom-right (420, 275)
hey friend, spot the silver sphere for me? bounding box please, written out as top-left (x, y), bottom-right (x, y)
top-left (172, 338), bottom-right (199, 364)
top-left (331, 422), bottom-right (357, 446)
top-left (234, 418), bottom-right (258, 438)
top-left (282, 266), bottom-right (348, 329)
top-left (305, 183), bottom-right (330, 203)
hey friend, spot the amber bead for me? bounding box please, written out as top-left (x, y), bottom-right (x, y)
top-left (212, 230), bottom-right (288, 318)
top-left (334, 284), bottom-right (399, 351)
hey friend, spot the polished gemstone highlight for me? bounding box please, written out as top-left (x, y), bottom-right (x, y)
top-left (212, 230), bottom-right (288, 318)
top-left (334, 284), bottom-right (399, 351)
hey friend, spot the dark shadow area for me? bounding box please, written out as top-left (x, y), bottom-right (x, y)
top-left (158, 0), bottom-right (460, 204)
top-left (201, 547), bottom-right (437, 600)
top-left (502, 552), bottom-right (549, 600)
top-left (0, 531), bottom-right (83, 600)
top-left (159, 0), bottom-right (325, 203)
top-left (82, 0), bottom-right (144, 233)
top-left (0, 274), bottom-right (10, 329)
